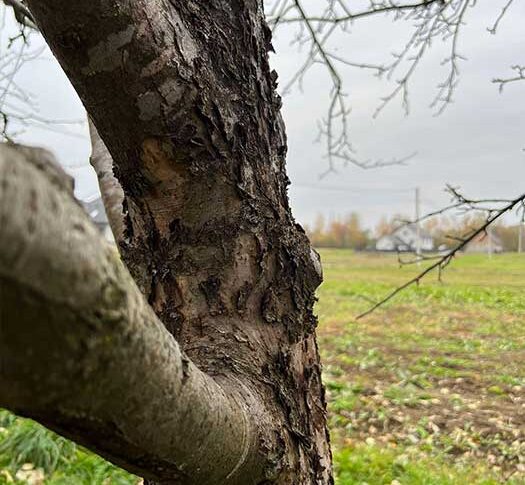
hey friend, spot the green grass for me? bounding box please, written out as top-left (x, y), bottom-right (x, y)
top-left (0, 410), bottom-right (137, 484)
top-left (334, 445), bottom-right (523, 485)
top-left (318, 250), bottom-right (525, 484)
top-left (1, 251), bottom-right (524, 483)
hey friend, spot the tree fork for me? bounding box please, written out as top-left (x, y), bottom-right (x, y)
top-left (11, 0), bottom-right (333, 482)
top-left (0, 143), bottom-right (264, 484)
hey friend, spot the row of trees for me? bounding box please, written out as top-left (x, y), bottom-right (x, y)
top-left (306, 213), bottom-right (524, 251)
top-left (307, 213), bottom-right (370, 250)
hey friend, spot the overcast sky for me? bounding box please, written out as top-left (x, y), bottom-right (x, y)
top-left (3, 1), bottom-right (524, 229)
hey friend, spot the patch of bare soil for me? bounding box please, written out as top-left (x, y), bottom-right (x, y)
top-left (328, 370), bottom-right (525, 478)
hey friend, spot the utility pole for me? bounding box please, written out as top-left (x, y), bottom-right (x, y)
top-left (415, 187), bottom-right (421, 264)
top-left (488, 226), bottom-right (493, 258)
top-left (519, 214), bottom-right (524, 254)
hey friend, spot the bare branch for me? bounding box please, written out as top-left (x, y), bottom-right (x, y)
top-left (397, 184), bottom-right (516, 226)
top-left (357, 191), bottom-right (525, 319)
top-left (493, 65), bottom-right (525, 92)
top-left (279, 0), bottom-right (411, 172)
top-left (0, 3), bottom-right (86, 139)
top-left (2, 0), bottom-right (36, 29)
top-left (268, 0), bottom-right (446, 25)
top-left (374, 0), bottom-right (471, 117)
top-left (487, 0), bottom-right (515, 35)
top-left (88, 118), bottom-right (126, 245)
top-left (266, 0), bottom-right (479, 170)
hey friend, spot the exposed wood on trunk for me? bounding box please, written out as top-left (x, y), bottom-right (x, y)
top-left (18, 1), bottom-right (334, 482)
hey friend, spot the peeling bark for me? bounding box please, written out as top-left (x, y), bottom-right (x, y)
top-left (12, 1), bottom-right (333, 483)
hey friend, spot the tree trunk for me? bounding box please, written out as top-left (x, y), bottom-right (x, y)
top-left (0, 143), bottom-right (263, 484)
top-left (4, 1), bottom-right (333, 483)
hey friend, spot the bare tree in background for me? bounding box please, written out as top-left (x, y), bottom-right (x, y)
top-left (0, 3), bottom-right (40, 137)
top-left (265, 0), bottom-right (525, 313)
top-left (266, 0), bottom-right (522, 171)
top-left (0, 2), bottom-right (85, 139)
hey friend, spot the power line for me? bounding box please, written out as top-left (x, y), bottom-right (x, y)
top-left (290, 183), bottom-right (415, 194)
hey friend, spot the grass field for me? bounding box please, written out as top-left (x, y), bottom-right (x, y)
top-left (320, 250), bottom-right (525, 484)
top-left (1, 251), bottom-right (524, 484)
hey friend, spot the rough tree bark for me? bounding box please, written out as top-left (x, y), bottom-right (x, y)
top-left (1, 1), bottom-right (333, 483)
top-left (0, 143), bottom-right (262, 484)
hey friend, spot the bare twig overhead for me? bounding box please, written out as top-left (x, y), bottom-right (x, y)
top-left (268, 0), bottom-right (446, 26)
top-left (274, 0), bottom-right (418, 173)
top-left (265, 0), bottom-right (503, 170)
top-left (0, 5), bottom-right (85, 139)
top-left (487, 0), bottom-right (516, 34)
top-left (493, 65), bottom-right (525, 92)
top-left (357, 190), bottom-right (525, 319)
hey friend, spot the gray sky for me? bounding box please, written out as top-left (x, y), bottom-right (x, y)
top-left (4, 1), bottom-right (525, 229)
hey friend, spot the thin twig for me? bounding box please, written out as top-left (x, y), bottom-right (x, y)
top-left (487, 0), bottom-right (515, 34)
top-left (493, 65), bottom-right (525, 92)
top-left (268, 0), bottom-right (445, 25)
top-left (357, 192), bottom-right (525, 319)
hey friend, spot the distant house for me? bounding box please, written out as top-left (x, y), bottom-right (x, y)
top-left (464, 231), bottom-right (503, 254)
top-left (376, 224), bottom-right (434, 252)
top-left (82, 197), bottom-right (114, 243)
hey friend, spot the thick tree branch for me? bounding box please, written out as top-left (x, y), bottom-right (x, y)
top-left (2, 0), bottom-right (36, 29)
top-left (0, 143), bottom-right (265, 484)
top-left (88, 118), bottom-right (126, 245)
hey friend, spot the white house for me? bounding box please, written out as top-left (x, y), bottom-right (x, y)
top-left (376, 224), bottom-right (434, 252)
